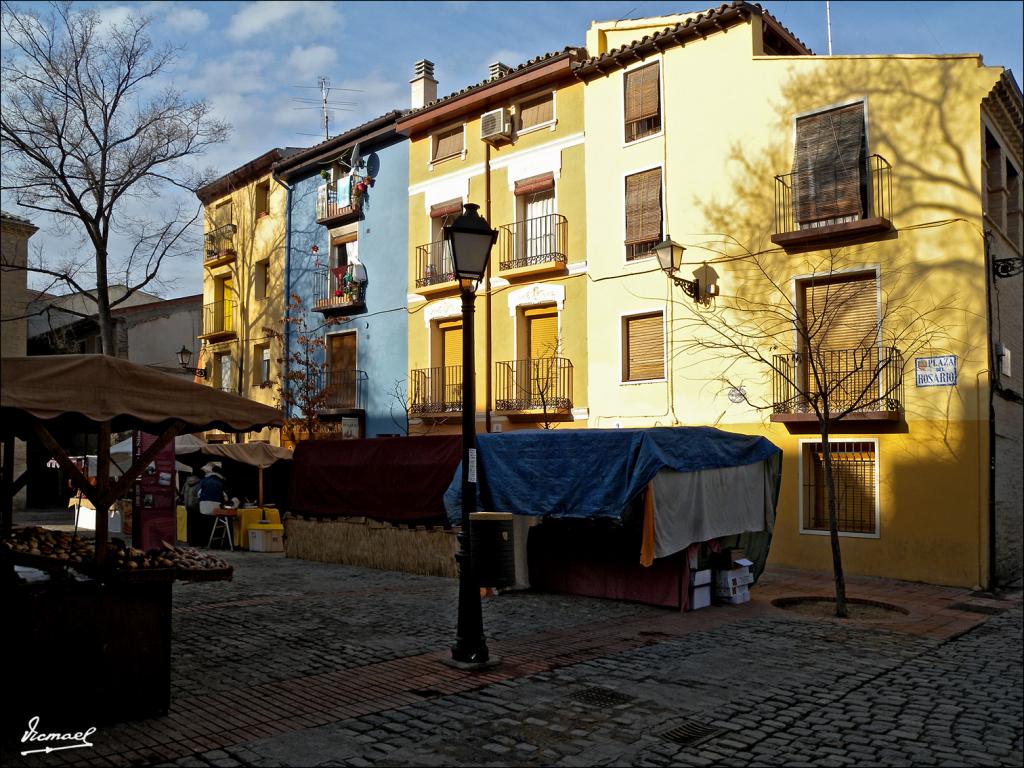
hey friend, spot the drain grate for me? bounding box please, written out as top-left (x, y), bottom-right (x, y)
top-left (660, 720), bottom-right (726, 747)
top-left (570, 687), bottom-right (635, 707)
top-left (947, 602), bottom-right (1006, 616)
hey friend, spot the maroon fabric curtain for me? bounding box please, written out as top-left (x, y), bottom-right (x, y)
top-left (288, 435), bottom-right (462, 526)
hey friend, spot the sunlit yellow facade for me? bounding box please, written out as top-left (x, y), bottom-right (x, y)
top-left (398, 53), bottom-right (589, 435)
top-left (197, 150), bottom-right (288, 445)
top-left (578, 5), bottom-right (1021, 588)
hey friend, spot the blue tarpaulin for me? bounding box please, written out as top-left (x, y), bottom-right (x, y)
top-left (444, 426), bottom-right (782, 525)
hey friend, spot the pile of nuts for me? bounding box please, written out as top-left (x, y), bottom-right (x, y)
top-left (2, 526), bottom-right (94, 564)
top-left (3, 528), bottom-right (229, 575)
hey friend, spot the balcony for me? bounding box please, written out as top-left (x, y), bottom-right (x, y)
top-left (414, 240), bottom-right (458, 295)
top-left (197, 299), bottom-right (236, 341)
top-left (313, 368), bottom-right (367, 413)
top-left (772, 154), bottom-right (893, 251)
top-left (770, 346), bottom-right (904, 424)
top-left (495, 357), bottom-right (573, 420)
top-left (204, 224), bottom-right (237, 267)
top-left (312, 268), bottom-right (365, 315)
top-left (409, 365), bottom-right (462, 415)
top-left (316, 182), bottom-right (360, 227)
top-left (497, 213), bottom-right (568, 278)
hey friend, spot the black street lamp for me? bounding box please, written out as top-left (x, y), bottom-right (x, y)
top-left (654, 236), bottom-right (719, 303)
top-left (176, 345), bottom-right (207, 378)
top-left (444, 203), bottom-right (498, 667)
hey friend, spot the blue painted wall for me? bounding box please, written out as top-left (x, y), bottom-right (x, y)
top-left (285, 135), bottom-right (409, 436)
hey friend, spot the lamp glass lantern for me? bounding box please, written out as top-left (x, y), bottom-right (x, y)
top-left (176, 345), bottom-right (193, 368)
top-left (444, 203), bottom-right (498, 281)
top-left (654, 236), bottom-right (685, 275)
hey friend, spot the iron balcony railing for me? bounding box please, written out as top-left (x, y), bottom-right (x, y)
top-left (408, 365), bottom-right (462, 413)
top-left (772, 346), bottom-right (904, 415)
top-left (774, 154), bottom-right (892, 235)
top-left (316, 182), bottom-right (360, 223)
top-left (201, 299), bottom-right (235, 336)
top-left (415, 240), bottom-right (455, 288)
top-left (495, 357), bottom-right (573, 412)
top-left (497, 213), bottom-right (568, 271)
top-left (204, 223), bottom-right (236, 260)
top-left (312, 268), bottom-right (366, 312)
top-left (313, 368), bottom-right (367, 411)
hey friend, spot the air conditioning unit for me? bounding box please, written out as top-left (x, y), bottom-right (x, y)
top-left (480, 107), bottom-right (512, 144)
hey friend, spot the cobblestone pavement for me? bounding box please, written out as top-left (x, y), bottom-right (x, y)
top-left (6, 551), bottom-right (1021, 767)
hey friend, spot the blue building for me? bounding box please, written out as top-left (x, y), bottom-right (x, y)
top-left (274, 111), bottom-right (409, 438)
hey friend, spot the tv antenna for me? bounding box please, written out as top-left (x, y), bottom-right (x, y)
top-left (290, 77), bottom-right (364, 141)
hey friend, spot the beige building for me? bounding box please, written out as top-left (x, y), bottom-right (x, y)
top-left (1, 210), bottom-right (38, 512)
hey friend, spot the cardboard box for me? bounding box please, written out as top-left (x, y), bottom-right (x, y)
top-left (710, 547), bottom-right (747, 570)
top-left (691, 568), bottom-right (712, 586)
top-left (689, 584), bottom-right (711, 610)
top-left (717, 584), bottom-right (750, 604)
top-left (248, 524), bottom-right (284, 553)
top-left (715, 565), bottom-right (754, 589)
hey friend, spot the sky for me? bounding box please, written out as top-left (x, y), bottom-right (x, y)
top-left (4, 0), bottom-right (1022, 299)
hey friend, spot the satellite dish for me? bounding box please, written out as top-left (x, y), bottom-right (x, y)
top-left (349, 141), bottom-right (363, 171)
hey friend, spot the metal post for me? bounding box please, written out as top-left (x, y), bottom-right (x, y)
top-left (451, 283), bottom-right (489, 665)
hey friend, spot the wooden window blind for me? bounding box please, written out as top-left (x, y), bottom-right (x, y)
top-left (518, 93), bottom-right (554, 130)
top-left (800, 273), bottom-right (878, 351)
top-left (329, 333), bottom-right (357, 371)
top-left (526, 308), bottom-right (558, 358)
top-left (623, 312), bottom-right (664, 381)
top-left (624, 63), bottom-right (661, 142)
top-left (441, 321), bottom-right (462, 369)
top-left (433, 126), bottom-right (463, 161)
top-left (804, 441), bottom-right (877, 534)
top-left (625, 168), bottom-right (662, 259)
top-left (793, 102), bottom-right (866, 225)
top-left (514, 173), bottom-right (555, 197)
top-left (430, 199), bottom-right (464, 219)
top-left (213, 200), bottom-right (233, 229)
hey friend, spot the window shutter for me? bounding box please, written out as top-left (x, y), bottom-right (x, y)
top-left (793, 102), bottom-right (866, 224)
top-left (625, 312), bottom-right (664, 381)
top-left (329, 333), bottom-right (357, 371)
top-left (624, 63), bottom-right (660, 123)
top-left (430, 199), bottom-right (464, 219)
top-left (625, 168), bottom-right (662, 245)
top-left (441, 322), bottom-right (462, 369)
top-left (514, 173), bottom-right (555, 196)
top-left (801, 273), bottom-right (878, 351)
top-left (433, 126), bottom-right (463, 161)
top-left (526, 309), bottom-right (558, 358)
top-left (519, 93), bottom-right (553, 130)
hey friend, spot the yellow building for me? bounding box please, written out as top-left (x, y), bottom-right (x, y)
top-left (196, 149), bottom-right (291, 445)
top-left (396, 53), bottom-right (590, 434)
top-left (577, 3), bottom-right (1022, 588)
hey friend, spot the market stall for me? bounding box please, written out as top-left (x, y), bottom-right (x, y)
top-left (0, 354), bottom-right (282, 729)
top-left (443, 427), bottom-right (782, 610)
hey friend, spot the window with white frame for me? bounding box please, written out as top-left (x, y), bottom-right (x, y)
top-left (432, 125), bottom-right (463, 162)
top-left (623, 62), bottom-right (661, 142)
top-left (801, 440), bottom-right (879, 535)
top-left (517, 92), bottom-right (554, 132)
top-left (624, 167), bottom-right (662, 261)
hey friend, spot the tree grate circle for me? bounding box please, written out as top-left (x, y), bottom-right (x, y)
top-left (569, 687), bottom-right (635, 707)
top-left (660, 720), bottom-right (726, 747)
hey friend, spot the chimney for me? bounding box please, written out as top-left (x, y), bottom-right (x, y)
top-left (410, 59), bottom-right (437, 109)
top-left (488, 61), bottom-right (513, 81)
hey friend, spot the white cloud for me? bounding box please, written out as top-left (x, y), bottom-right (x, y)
top-left (227, 1), bottom-right (343, 43)
top-left (94, 5), bottom-right (135, 31)
top-left (164, 7), bottom-right (209, 35)
top-left (287, 45), bottom-right (337, 79)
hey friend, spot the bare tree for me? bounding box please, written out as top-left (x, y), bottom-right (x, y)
top-left (670, 249), bottom-right (953, 617)
top-left (387, 378), bottom-right (411, 436)
top-left (263, 295), bottom-right (344, 442)
top-left (0, 1), bottom-right (229, 354)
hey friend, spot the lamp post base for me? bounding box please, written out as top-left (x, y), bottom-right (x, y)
top-left (441, 655), bottom-right (501, 672)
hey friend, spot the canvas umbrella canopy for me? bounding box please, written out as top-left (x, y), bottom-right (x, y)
top-left (178, 442), bottom-right (293, 508)
top-left (1, 355), bottom-right (283, 562)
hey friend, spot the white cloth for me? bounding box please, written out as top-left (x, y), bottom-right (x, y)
top-left (199, 500), bottom-right (221, 516)
top-left (650, 460), bottom-right (775, 560)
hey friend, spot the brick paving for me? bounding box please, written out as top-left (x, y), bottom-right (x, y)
top-left (5, 551), bottom-right (1021, 767)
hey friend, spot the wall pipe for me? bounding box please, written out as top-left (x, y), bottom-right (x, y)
top-left (484, 142), bottom-right (493, 434)
top-left (272, 168), bottom-right (295, 431)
